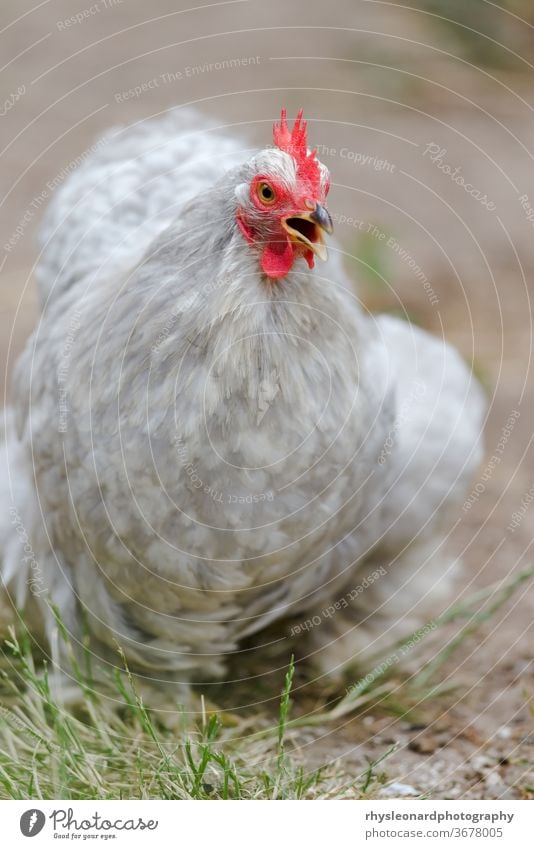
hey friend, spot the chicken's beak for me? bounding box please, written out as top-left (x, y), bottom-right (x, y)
top-left (282, 202), bottom-right (333, 262)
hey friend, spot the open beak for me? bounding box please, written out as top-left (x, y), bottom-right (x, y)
top-left (281, 202), bottom-right (333, 262)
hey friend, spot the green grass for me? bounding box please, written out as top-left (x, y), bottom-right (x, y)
top-left (0, 565), bottom-right (532, 800)
top-left (0, 632), bottom-right (391, 800)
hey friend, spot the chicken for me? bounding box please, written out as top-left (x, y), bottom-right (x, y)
top-left (1, 109), bottom-right (484, 703)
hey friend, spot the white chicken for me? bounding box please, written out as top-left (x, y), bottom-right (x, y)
top-left (0, 109), bottom-right (484, 702)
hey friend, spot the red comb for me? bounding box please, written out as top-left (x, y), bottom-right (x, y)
top-left (273, 109), bottom-right (321, 191)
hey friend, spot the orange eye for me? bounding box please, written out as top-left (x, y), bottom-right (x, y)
top-left (257, 181), bottom-right (276, 205)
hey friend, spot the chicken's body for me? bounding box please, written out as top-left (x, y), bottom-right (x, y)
top-left (1, 110), bottom-right (484, 698)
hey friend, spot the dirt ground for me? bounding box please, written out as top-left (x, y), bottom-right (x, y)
top-left (1, 0), bottom-right (533, 798)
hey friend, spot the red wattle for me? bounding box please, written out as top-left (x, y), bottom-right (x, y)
top-left (261, 239), bottom-right (295, 279)
top-left (304, 250), bottom-right (315, 270)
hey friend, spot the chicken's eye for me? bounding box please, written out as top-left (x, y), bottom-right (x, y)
top-left (257, 181), bottom-right (276, 205)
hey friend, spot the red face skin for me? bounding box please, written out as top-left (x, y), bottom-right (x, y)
top-left (236, 173), bottom-right (330, 280)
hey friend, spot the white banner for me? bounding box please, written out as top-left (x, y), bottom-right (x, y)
top-left (1, 799), bottom-right (533, 847)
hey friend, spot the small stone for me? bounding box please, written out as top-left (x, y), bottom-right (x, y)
top-left (470, 755), bottom-right (493, 772)
top-left (497, 727), bottom-right (512, 739)
top-left (381, 782), bottom-right (419, 797)
top-left (408, 735), bottom-right (442, 755)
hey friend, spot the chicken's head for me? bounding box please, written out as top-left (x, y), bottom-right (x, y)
top-left (235, 109), bottom-right (333, 280)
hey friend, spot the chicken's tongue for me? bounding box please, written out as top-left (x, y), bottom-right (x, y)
top-left (261, 237), bottom-right (295, 279)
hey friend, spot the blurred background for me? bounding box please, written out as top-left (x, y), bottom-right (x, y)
top-left (1, 0), bottom-right (533, 796)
